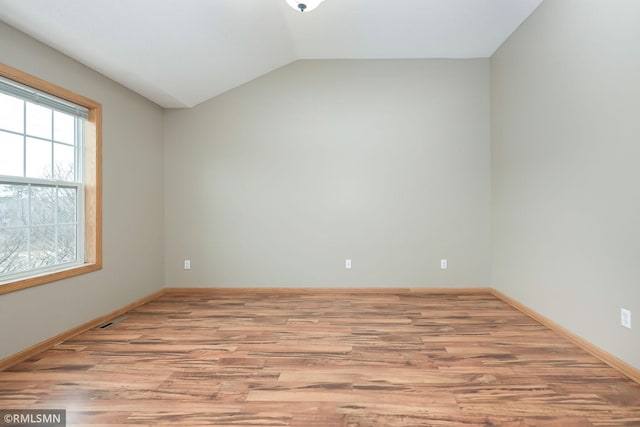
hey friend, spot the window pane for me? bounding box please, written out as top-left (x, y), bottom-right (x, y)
top-left (0, 183), bottom-right (28, 227)
top-left (57, 187), bottom-right (76, 224)
top-left (26, 137), bottom-right (52, 179)
top-left (26, 102), bottom-right (52, 139)
top-left (30, 185), bottom-right (56, 226)
top-left (0, 69), bottom-right (94, 287)
top-left (0, 93), bottom-right (24, 133)
top-left (30, 225), bottom-right (56, 269)
top-left (0, 227), bottom-right (28, 274)
top-left (0, 130), bottom-right (24, 177)
top-left (53, 111), bottom-right (75, 145)
top-left (53, 143), bottom-right (75, 181)
top-left (57, 224), bottom-right (77, 263)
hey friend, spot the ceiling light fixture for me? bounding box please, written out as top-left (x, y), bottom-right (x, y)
top-left (286, 0), bottom-right (325, 12)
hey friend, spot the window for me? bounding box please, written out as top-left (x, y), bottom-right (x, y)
top-left (0, 64), bottom-right (101, 294)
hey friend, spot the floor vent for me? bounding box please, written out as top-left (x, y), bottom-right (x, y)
top-left (98, 316), bottom-right (126, 330)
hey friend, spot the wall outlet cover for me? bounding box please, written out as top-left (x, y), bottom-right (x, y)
top-left (621, 308), bottom-right (631, 329)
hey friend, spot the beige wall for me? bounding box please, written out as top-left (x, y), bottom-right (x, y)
top-left (0, 22), bottom-right (165, 359)
top-left (164, 59), bottom-right (491, 288)
top-left (491, 0), bottom-right (640, 368)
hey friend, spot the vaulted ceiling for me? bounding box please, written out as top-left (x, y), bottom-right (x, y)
top-left (0, 0), bottom-right (543, 108)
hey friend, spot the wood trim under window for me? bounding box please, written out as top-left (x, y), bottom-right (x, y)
top-left (0, 62), bottom-right (102, 295)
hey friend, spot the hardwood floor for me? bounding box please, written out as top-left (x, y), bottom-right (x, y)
top-left (1, 290), bottom-right (639, 426)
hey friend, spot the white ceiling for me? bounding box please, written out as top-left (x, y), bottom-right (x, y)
top-left (0, 0), bottom-right (543, 108)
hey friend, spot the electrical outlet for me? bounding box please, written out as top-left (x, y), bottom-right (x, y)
top-left (184, 259), bottom-right (191, 270)
top-left (345, 259), bottom-right (352, 269)
top-left (440, 259), bottom-right (447, 269)
top-left (621, 308), bottom-right (631, 329)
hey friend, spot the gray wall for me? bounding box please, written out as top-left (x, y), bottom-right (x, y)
top-left (491, 0), bottom-right (640, 368)
top-left (0, 22), bottom-right (165, 359)
top-left (164, 60), bottom-right (491, 288)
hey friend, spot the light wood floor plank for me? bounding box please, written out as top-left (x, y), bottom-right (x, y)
top-left (1, 291), bottom-right (639, 425)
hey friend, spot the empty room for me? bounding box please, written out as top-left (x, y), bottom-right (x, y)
top-left (0, 0), bottom-right (639, 425)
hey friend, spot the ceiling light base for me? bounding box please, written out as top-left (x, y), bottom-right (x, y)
top-left (286, 0), bottom-right (325, 12)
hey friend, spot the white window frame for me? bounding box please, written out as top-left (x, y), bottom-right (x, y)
top-left (0, 63), bottom-right (102, 295)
